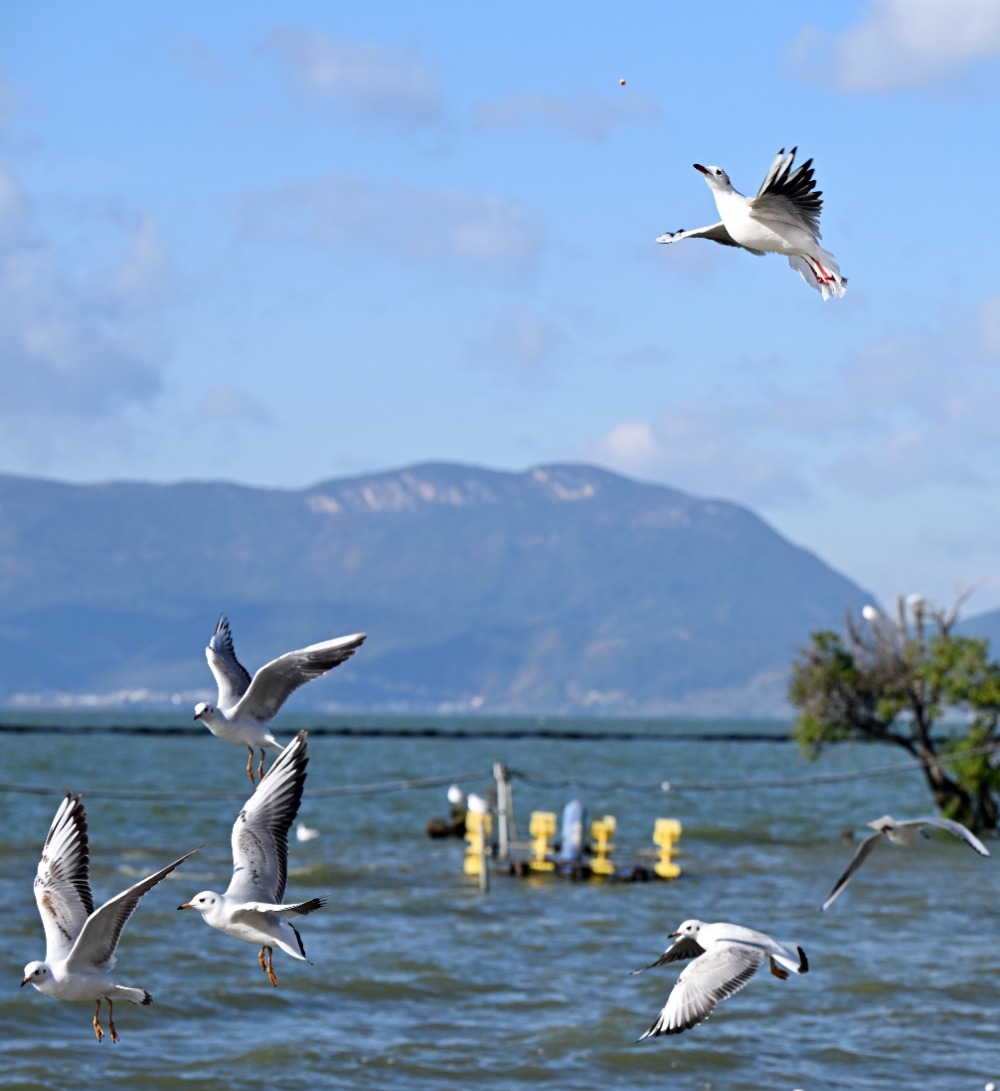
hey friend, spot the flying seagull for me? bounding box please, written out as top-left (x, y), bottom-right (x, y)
top-left (656, 147), bottom-right (847, 300)
top-left (822, 814), bottom-right (990, 911)
top-left (194, 616), bottom-right (366, 782)
top-left (634, 918), bottom-right (808, 1038)
top-left (178, 730), bottom-right (326, 986)
top-left (21, 794), bottom-right (196, 1042)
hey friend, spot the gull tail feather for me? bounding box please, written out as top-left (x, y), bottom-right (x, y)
top-left (788, 250), bottom-right (847, 300)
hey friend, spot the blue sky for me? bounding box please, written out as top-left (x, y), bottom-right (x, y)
top-left (2, 1), bottom-right (1000, 614)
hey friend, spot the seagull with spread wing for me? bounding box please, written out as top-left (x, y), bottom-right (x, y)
top-left (822, 814), bottom-right (990, 911)
top-left (178, 730), bottom-right (326, 986)
top-left (656, 147), bottom-right (847, 299)
top-left (21, 794), bottom-right (196, 1042)
top-left (194, 616), bottom-right (366, 782)
top-left (634, 918), bottom-right (809, 1038)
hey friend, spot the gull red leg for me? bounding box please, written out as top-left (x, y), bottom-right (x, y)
top-left (93, 999), bottom-right (105, 1042)
top-left (246, 746), bottom-right (256, 783)
top-left (265, 947), bottom-right (278, 987)
top-left (258, 749), bottom-right (266, 781)
top-left (107, 997), bottom-right (119, 1043)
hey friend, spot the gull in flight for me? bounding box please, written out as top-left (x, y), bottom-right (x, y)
top-left (822, 814), bottom-right (990, 911)
top-left (194, 615), bottom-right (366, 782)
top-left (656, 147), bottom-right (847, 300)
top-left (634, 918), bottom-right (808, 1037)
top-left (21, 794), bottom-right (196, 1042)
top-left (178, 730), bottom-right (327, 986)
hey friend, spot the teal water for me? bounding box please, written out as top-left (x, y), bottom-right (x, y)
top-left (1, 713), bottom-right (998, 1090)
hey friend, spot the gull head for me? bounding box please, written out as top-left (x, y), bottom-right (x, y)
top-left (693, 164), bottom-right (731, 191)
top-left (193, 702), bottom-right (214, 722)
top-left (21, 961), bottom-right (50, 991)
top-left (671, 918), bottom-right (705, 939)
top-left (178, 891), bottom-right (220, 917)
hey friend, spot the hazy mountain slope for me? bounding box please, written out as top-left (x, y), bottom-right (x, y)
top-left (0, 462), bottom-right (874, 715)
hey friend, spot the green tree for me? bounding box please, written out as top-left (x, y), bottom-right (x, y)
top-left (788, 595), bottom-right (1000, 833)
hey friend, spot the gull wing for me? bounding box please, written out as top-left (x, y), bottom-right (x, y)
top-left (657, 222), bottom-right (746, 249)
top-left (914, 816), bottom-right (990, 856)
top-left (235, 895), bottom-right (327, 919)
top-left (748, 147), bottom-right (824, 238)
top-left (822, 831), bottom-right (883, 911)
top-left (638, 943), bottom-right (764, 1038)
top-left (232, 632), bottom-right (367, 724)
top-left (226, 731), bottom-right (308, 904)
top-left (631, 933), bottom-right (704, 975)
top-left (206, 615), bottom-right (252, 709)
top-left (34, 794), bottom-right (95, 963)
top-left (65, 848), bottom-right (198, 972)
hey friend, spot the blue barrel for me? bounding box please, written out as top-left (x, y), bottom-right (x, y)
top-left (559, 799), bottom-right (587, 862)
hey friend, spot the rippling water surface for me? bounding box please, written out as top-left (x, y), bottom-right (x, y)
top-left (1, 712), bottom-right (998, 1090)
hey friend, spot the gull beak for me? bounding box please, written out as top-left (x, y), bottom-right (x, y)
top-left (192, 712), bottom-right (201, 721)
top-left (693, 164), bottom-right (708, 174)
top-left (20, 976), bottom-right (30, 987)
top-left (177, 903), bottom-right (193, 911)
top-left (669, 930), bottom-right (680, 936)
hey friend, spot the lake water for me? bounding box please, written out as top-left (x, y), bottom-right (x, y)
top-left (1, 712), bottom-right (997, 1090)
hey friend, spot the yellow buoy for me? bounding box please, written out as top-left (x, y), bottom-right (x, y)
top-left (528, 811), bottom-right (557, 871)
top-left (653, 817), bottom-right (682, 879)
top-left (590, 815), bottom-right (617, 876)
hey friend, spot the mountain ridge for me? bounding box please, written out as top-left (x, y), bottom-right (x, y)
top-left (0, 461), bottom-right (877, 716)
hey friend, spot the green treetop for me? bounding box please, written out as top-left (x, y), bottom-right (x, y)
top-left (788, 595), bottom-right (1000, 833)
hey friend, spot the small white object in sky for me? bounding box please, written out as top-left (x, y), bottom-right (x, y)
top-left (178, 731), bottom-right (327, 986)
top-left (21, 794), bottom-right (196, 1042)
top-left (822, 814), bottom-right (990, 911)
top-left (194, 615), bottom-right (366, 782)
top-left (656, 147), bottom-right (847, 300)
top-left (633, 918), bottom-right (808, 1037)
top-left (861, 604), bottom-right (880, 621)
top-left (295, 821), bottom-right (320, 842)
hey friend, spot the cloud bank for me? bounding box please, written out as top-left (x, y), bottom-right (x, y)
top-left (791, 0), bottom-right (1000, 91)
top-left (0, 167), bottom-right (172, 464)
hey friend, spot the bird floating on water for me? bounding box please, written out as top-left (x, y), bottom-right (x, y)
top-left (634, 918), bottom-right (808, 1037)
top-left (194, 615), bottom-right (366, 782)
top-left (21, 794), bottom-right (196, 1042)
top-left (178, 730), bottom-right (327, 986)
top-left (656, 147), bottom-right (846, 300)
top-left (821, 814), bottom-right (990, 911)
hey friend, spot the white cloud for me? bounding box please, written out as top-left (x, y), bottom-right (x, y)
top-left (587, 400), bottom-right (811, 508)
top-left (466, 306), bottom-right (571, 382)
top-left (474, 88), bottom-right (658, 142)
top-left (201, 385), bottom-right (272, 425)
top-left (588, 295), bottom-right (1000, 509)
top-left (262, 28), bottom-right (444, 126)
top-left (791, 0), bottom-right (1000, 91)
top-left (0, 167), bottom-right (171, 462)
top-left (980, 293), bottom-right (1000, 357)
top-left (236, 172), bottom-right (543, 269)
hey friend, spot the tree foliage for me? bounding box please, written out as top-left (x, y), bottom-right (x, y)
top-left (788, 595), bottom-right (1000, 832)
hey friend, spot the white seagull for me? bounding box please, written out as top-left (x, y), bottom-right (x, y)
top-left (656, 147), bottom-right (847, 300)
top-left (634, 918), bottom-right (808, 1038)
top-left (194, 615), bottom-right (366, 782)
top-left (822, 814), bottom-right (990, 911)
top-left (21, 794), bottom-right (196, 1042)
top-left (178, 730), bottom-right (326, 986)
